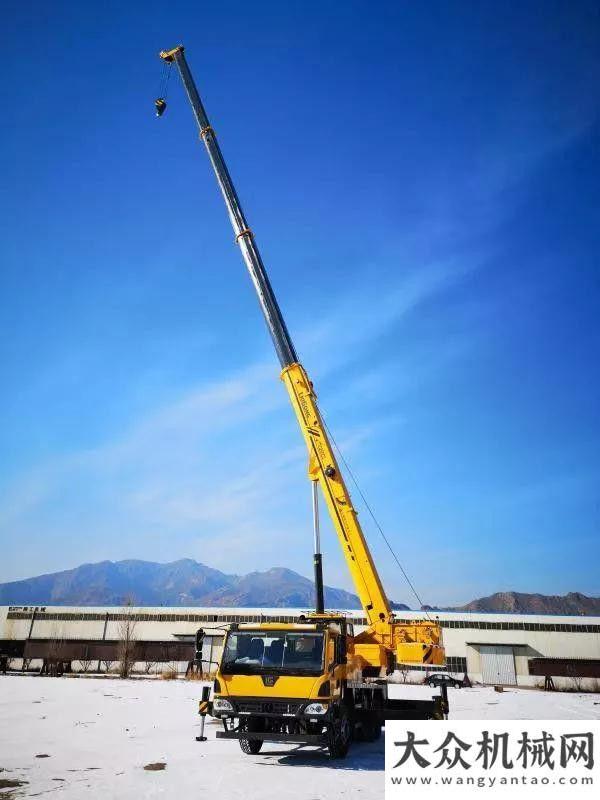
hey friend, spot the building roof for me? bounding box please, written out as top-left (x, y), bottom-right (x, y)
top-left (2, 605), bottom-right (600, 626)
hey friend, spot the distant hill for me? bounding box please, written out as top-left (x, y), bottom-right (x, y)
top-left (420, 591), bottom-right (600, 616)
top-left (0, 561), bottom-right (596, 616)
top-left (451, 591), bottom-right (600, 616)
top-left (0, 559), bottom-right (398, 609)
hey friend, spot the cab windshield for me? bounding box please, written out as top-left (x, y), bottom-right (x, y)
top-left (221, 631), bottom-right (324, 676)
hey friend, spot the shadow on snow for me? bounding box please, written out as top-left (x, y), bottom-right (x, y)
top-left (254, 732), bottom-right (385, 771)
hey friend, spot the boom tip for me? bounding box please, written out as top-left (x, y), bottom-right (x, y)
top-left (159, 45), bottom-right (184, 62)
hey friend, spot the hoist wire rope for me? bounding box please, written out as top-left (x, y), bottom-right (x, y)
top-left (158, 60), bottom-right (172, 100)
top-left (320, 413), bottom-right (433, 621)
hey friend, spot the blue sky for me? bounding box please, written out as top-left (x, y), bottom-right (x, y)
top-left (1, 2), bottom-right (599, 605)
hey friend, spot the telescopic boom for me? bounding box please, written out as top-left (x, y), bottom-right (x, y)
top-left (158, 45), bottom-right (444, 667)
top-left (160, 47), bottom-right (297, 369)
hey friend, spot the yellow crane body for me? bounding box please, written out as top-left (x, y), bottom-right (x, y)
top-left (157, 44), bottom-right (449, 758)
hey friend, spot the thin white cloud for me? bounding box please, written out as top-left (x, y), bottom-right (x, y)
top-left (300, 259), bottom-right (474, 371)
top-left (0, 233), bottom-right (485, 588)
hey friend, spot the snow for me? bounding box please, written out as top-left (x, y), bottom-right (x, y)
top-left (1, 676), bottom-right (599, 799)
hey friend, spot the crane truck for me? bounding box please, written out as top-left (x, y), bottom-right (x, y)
top-left (156, 45), bottom-right (448, 758)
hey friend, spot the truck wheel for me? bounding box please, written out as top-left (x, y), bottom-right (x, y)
top-left (327, 703), bottom-right (352, 759)
top-left (239, 718), bottom-right (264, 755)
top-left (239, 737), bottom-right (263, 755)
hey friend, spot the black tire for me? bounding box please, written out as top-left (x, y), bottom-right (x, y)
top-left (239, 718), bottom-right (264, 755)
top-left (239, 737), bottom-right (263, 755)
top-left (327, 703), bottom-right (352, 759)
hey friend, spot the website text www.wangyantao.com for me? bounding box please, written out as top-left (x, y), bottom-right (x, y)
top-left (390, 775), bottom-right (594, 788)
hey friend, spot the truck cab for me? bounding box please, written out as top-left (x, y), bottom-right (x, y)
top-left (210, 617), bottom-right (368, 757)
top-left (207, 615), bottom-right (445, 758)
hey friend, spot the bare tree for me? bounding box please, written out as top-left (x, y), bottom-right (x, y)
top-left (144, 660), bottom-right (156, 675)
top-left (79, 658), bottom-right (93, 673)
top-left (161, 661), bottom-right (179, 680)
top-left (44, 625), bottom-right (67, 677)
top-left (117, 597), bottom-right (138, 679)
top-left (570, 675), bottom-right (585, 692)
top-left (566, 664), bottom-right (584, 693)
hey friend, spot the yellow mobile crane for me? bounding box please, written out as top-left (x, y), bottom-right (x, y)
top-left (157, 45), bottom-right (447, 758)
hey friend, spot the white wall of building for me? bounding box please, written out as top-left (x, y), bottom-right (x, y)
top-left (2, 606), bottom-right (599, 687)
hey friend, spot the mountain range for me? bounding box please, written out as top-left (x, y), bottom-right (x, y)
top-left (0, 559), bottom-right (598, 615)
top-left (0, 559), bottom-right (372, 609)
top-left (449, 591), bottom-right (600, 616)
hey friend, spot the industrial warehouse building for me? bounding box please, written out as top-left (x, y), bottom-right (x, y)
top-left (2, 605), bottom-right (600, 688)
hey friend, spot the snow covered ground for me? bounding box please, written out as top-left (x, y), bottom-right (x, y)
top-left (1, 675), bottom-right (599, 799)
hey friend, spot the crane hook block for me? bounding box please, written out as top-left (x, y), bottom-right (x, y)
top-left (155, 98), bottom-right (167, 117)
